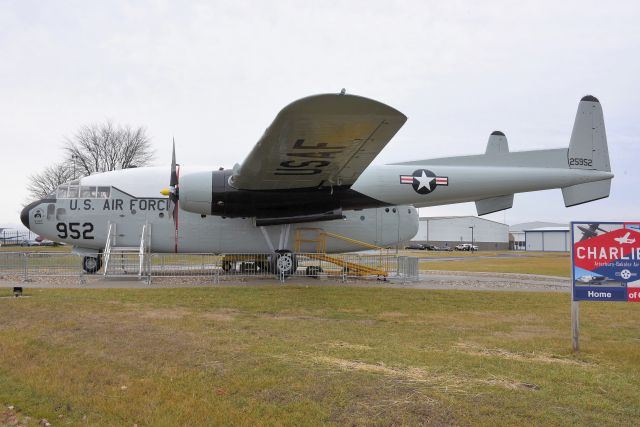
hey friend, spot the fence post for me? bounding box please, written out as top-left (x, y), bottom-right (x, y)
top-left (79, 256), bottom-right (86, 285)
top-left (22, 253), bottom-right (31, 282)
top-left (146, 253), bottom-right (152, 285)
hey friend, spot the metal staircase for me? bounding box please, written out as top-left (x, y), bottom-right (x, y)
top-left (294, 228), bottom-right (389, 277)
top-left (103, 222), bottom-right (151, 278)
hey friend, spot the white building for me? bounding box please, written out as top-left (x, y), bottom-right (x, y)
top-left (413, 216), bottom-right (509, 250)
top-left (509, 222), bottom-right (566, 250)
top-left (524, 226), bottom-right (571, 251)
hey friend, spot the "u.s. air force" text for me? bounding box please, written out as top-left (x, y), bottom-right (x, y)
top-left (69, 199), bottom-right (170, 211)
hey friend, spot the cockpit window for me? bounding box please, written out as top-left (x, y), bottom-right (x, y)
top-left (97, 186), bottom-right (110, 198)
top-left (54, 183), bottom-right (111, 199)
top-left (67, 186), bottom-right (79, 198)
top-left (80, 186), bottom-right (96, 198)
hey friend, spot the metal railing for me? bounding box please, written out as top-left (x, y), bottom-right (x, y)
top-left (0, 252), bottom-right (419, 283)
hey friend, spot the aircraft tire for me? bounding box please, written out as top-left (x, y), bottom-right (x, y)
top-left (257, 261), bottom-right (271, 273)
top-left (240, 262), bottom-right (257, 274)
top-left (82, 256), bottom-right (102, 274)
top-left (272, 251), bottom-right (297, 277)
top-left (305, 265), bottom-right (322, 278)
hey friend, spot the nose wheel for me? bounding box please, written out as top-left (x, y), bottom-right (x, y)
top-left (82, 255), bottom-right (102, 274)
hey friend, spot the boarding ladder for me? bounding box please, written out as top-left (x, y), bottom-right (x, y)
top-left (103, 222), bottom-right (151, 278)
top-left (294, 228), bottom-right (389, 277)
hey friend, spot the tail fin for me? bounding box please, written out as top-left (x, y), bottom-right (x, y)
top-left (562, 95), bottom-right (612, 207)
top-left (476, 131), bottom-right (513, 215)
top-left (567, 95), bottom-right (611, 172)
top-left (485, 130), bottom-right (509, 154)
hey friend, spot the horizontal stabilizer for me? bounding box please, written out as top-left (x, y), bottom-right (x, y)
top-left (475, 194), bottom-right (514, 215)
top-left (485, 131), bottom-right (509, 155)
top-left (562, 179), bottom-right (611, 207)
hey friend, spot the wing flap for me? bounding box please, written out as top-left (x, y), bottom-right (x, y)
top-left (231, 93), bottom-right (406, 191)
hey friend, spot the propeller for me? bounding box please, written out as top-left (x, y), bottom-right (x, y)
top-left (160, 140), bottom-right (179, 221)
top-left (160, 140), bottom-right (180, 253)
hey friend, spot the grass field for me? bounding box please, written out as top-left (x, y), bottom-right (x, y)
top-left (417, 251), bottom-right (571, 277)
top-left (1, 286), bottom-right (639, 426)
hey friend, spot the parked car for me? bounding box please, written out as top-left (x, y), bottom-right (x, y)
top-left (434, 245), bottom-right (453, 251)
top-left (455, 243), bottom-right (479, 251)
top-left (423, 244), bottom-right (437, 251)
top-left (405, 243), bottom-right (426, 250)
top-left (20, 240), bottom-right (42, 247)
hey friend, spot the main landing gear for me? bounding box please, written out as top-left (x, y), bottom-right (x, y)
top-left (220, 251), bottom-right (299, 277)
top-left (272, 250), bottom-right (298, 277)
top-left (82, 255), bottom-right (102, 274)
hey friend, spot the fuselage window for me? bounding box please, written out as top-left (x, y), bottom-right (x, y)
top-left (385, 208), bottom-right (389, 213)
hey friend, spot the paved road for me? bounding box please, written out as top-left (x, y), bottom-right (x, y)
top-left (0, 270), bottom-right (570, 293)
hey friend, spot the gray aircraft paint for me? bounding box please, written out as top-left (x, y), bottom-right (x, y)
top-left (26, 168), bottom-right (417, 253)
top-left (20, 95), bottom-right (612, 254)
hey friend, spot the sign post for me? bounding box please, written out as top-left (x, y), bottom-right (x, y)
top-left (571, 299), bottom-right (579, 352)
top-left (571, 222), bottom-right (640, 352)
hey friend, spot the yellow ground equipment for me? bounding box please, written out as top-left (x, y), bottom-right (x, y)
top-left (294, 228), bottom-right (389, 278)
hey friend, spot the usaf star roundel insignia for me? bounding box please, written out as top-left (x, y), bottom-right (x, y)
top-left (399, 169), bottom-right (448, 194)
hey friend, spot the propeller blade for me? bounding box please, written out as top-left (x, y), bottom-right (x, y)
top-left (170, 138), bottom-right (178, 188)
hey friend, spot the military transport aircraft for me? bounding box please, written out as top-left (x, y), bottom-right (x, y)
top-left (20, 93), bottom-right (613, 274)
top-left (577, 223), bottom-right (608, 241)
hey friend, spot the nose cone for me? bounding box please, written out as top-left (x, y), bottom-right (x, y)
top-left (20, 199), bottom-right (45, 230)
top-left (20, 204), bottom-right (30, 228)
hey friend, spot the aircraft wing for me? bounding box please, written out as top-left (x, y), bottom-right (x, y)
top-left (230, 93), bottom-right (406, 191)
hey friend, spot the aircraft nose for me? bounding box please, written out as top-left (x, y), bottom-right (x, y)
top-left (20, 204), bottom-right (30, 228)
top-left (20, 199), bottom-right (44, 230)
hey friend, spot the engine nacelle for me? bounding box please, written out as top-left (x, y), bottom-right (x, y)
top-left (178, 169), bottom-right (382, 220)
top-left (179, 170), bottom-right (215, 215)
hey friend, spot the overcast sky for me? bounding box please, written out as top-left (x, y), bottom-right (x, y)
top-left (1, 0), bottom-right (639, 228)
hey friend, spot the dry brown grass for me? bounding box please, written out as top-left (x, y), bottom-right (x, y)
top-left (420, 251), bottom-right (571, 277)
top-left (0, 286), bottom-right (639, 426)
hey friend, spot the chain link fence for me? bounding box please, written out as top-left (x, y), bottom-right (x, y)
top-left (0, 252), bottom-right (419, 283)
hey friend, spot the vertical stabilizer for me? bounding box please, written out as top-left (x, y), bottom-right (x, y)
top-left (485, 130), bottom-right (509, 154)
top-left (568, 95), bottom-right (611, 172)
top-left (563, 95), bottom-right (612, 206)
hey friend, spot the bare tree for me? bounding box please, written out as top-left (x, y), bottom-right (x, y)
top-left (64, 121), bottom-right (154, 176)
top-left (26, 121), bottom-right (154, 201)
top-left (27, 161), bottom-right (75, 200)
